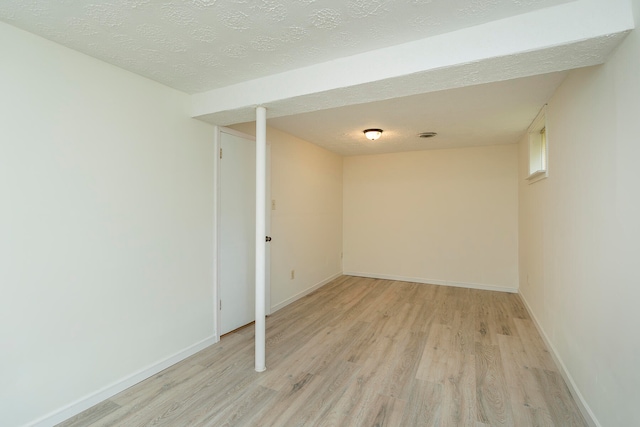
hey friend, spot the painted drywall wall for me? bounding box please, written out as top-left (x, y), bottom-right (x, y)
top-left (343, 145), bottom-right (519, 291)
top-left (0, 22), bottom-right (215, 426)
top-left (230, 124), bottom-right (343, 311)
top-left (518, 1), bottom-right (640, 424)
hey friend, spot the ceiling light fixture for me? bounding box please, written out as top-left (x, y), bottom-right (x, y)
top-left (363, 128), bottom-right (383, 140)
top-left (419, 132), bottom-right (438, 138)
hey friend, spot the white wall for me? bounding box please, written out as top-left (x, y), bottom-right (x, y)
top-left (343, 145), bottom-right (519, 291)
top-left (230, 124), bottom-right (343, 311)
top-left (518, 1), bottom-right (640, 424)
top-left (0, 22), bottom-right (215, 426)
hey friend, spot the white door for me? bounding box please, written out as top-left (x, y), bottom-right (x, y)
top-left (219, 130), bottom-right (256, 335)
top-left (217, 128), bottom-right (271, 336)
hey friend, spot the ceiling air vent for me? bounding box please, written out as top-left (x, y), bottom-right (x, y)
top-left (418, 132), bottom-right (438, 138)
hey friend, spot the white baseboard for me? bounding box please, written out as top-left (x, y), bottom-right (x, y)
top-left (29, 335), bottom-right (219, 427)
top-left (343, 271), bottom-right (518, 293)
top-left (270, 272), bottom-right (342, 313)
top-left (517, 292), bottom-right (600, 427)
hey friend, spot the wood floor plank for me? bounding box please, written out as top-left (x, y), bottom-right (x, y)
top-left (491, 293), bottom-right (520, 338)
top-left (80, 364), bottom-right (210, 426)
top-left (108, 362), bottom-right (205, 406)
top-left (285, 360), bottom-right (362, 426)
top-left (475, 342), bottom-right (515, 426)
top-left (119, 357), bottom-right (257, 426)
top-left (382, 329), bottom-right (428, 400)
top-left (359, 393), bottom-right (406, 427)
top-left (258, 322), bottom-right (349, 391)
top-left (513, 318), bottom-right (557, 371)
top-left (195, 383), bottom-right (276, 426)
top-left (57, 401), bottom-right (120, 427)
top-left (475, 291), bottom-right (507, 346)
top-left (313, 410), bottom-right (355, 427)
top-left (531, 367), bottom-right (586, 426)
top-left (400, 379), bottom-right (443, 426)
top-left (407, 300), bottom-right (438, 333)
top-left (526, 406), bottom-right (555, 427)
top-left (451, 309), bottom-right (476, 355)
top-left (331, 335), bottom-right (398, 420)
top-left (379, 302), bottom-right (415, 338)
top-left (250, 373), bottom-right (323, 427)
top-left (265, 307), bottom-right (345, 368)
top-left (169, 372), bottom-right (261, 426)
top-left (433, 286), bottom-right (457, 326)
top-left (510, 294), bottom-right (532, 320)
top-left (497, 333), bottom-right (548, 412)
top-left (57, 276), bottom-right (587, 427)
top-left (301, 321), bottom-right (370, 376)
top-left (343, 313), bottom-right (391, 364)
top-left (416, 323), bottom-right (454, 384)
top-left (442, 351), bottom-right (476, 427)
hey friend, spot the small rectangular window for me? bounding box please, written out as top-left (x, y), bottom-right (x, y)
top-left (527, 106), bottom-right (548, 183)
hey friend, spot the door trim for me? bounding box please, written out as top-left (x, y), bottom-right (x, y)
top-left (213, 126), bottom-right (271, 340)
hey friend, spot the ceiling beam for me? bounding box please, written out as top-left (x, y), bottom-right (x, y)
top-left (191, 0), bottom-right (633, 126)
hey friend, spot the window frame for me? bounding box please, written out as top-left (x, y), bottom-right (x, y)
top-left (526, 106), bottom-right (548, 184)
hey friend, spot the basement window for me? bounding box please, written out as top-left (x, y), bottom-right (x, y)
top-left (526, 106), bottom-right (548, 183)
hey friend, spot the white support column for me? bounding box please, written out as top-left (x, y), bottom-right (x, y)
top-left (255, 106), bottom-right (267, 372)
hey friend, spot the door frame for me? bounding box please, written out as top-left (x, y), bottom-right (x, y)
top-left (213, 125), bottom-right (271, 341)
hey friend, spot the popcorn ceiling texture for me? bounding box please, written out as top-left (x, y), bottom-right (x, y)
top-left (0, 0), bottom-right (574, 94)
top-left (193, 31), bottom-right (628, 126)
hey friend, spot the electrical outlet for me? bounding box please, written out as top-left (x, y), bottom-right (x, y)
top-left (291, 269), bottom-right (295, 280)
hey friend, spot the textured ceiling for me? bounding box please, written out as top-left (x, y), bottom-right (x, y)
top-left (0, 0), bottom-right (574, 94)
top-left (239, 71), bottom-right (568, 156)
top-left (1, 0), bottom-right (632, 156)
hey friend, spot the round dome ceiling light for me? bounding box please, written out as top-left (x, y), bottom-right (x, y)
top-left (363, 128), bottom-right (383, 141)
top-left (419, 132), bottom-right (438, 138)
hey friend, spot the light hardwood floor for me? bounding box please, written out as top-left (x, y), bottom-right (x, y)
top-left (58, 276), bottom-right (586, 426)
